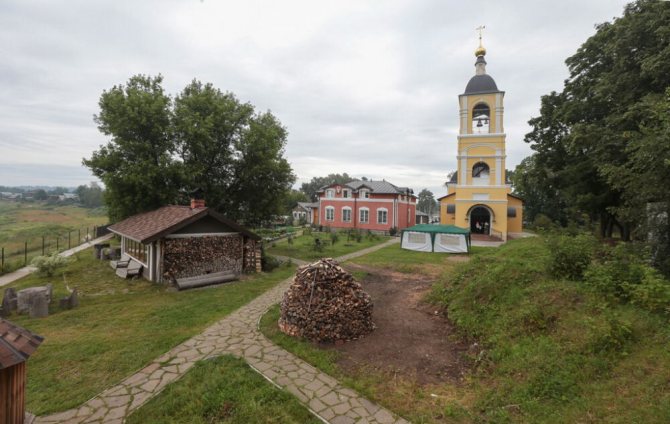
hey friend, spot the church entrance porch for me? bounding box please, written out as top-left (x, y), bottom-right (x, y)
top-left (470, 206), bottom-right (491, 235)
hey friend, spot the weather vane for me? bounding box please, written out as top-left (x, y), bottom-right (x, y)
top-left (476, 25), bottom-right (485, 46)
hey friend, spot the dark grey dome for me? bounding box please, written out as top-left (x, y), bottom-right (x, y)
top-left (464, 74), bottom-right (499, 95)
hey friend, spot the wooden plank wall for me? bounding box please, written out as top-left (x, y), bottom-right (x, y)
top-left (0, 362), bottom-right (26, 424)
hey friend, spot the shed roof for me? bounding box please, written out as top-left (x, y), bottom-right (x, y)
top-left (0, 319), bottom-right (44, 369)
top-left (108, 206), bottom-right (260, 243)
top-left (402, 224), bottom-right (470, 235)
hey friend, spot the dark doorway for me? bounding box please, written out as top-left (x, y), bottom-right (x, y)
top-left (470, 207), bottom-right (491, 234)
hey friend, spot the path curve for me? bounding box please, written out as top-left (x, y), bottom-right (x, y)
top-left (36, 238), bottom-right (407, 424)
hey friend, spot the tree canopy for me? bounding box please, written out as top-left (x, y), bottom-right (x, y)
top-left (417, 189), bottom-right (437, 216)
top-left (514, 0), bottom-right (670, 246)
top-left (84, 75), bottom-right (295, 225)
top-left (300, 173), bottom-right (353, 201)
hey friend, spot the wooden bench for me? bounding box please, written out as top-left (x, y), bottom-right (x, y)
top-left (175, 271), bottom-right (239, 290)
top-left (115, 261), bottom-right (143, 279)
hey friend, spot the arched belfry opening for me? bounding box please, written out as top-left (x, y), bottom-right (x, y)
top-left (472, 103), bottom-right (490, 133)
top-left (472, 161), bottom-right (490, 184)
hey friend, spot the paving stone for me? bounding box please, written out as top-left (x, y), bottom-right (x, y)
top-left (82, 407), bottom-right (106, 422)
top-left (331, 416), bottom-right (356, 424)
top-left (41, 409), bottom-right (77, 421)
top-left (374, 408), bottom-right (396, 424)
top-left (333, 402), bottom-right (353, 415)
top-left (360, 398), bottom-right (380, 415)
top-left (106, 406), bottom-right (126, 421)
top-left (285, 385), bottom-right (309, 403)
top-left (140, 379), bottom-right (160, 392)
top-left (320, 408), bottom-right (336, 421)
top-left (321, 391), bottom-right (340, 406)
top-left (103, 395), bottom-right (130, 408)
top-left (309, 397), bottom-right (327, 413)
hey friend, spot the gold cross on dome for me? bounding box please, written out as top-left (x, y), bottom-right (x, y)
top-left (476, 25), bottom-right (485, 45)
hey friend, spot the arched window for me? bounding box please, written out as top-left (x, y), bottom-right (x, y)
top-left (342, 207), bottom-right (352, 223)
top-left (472, 162), bottom-right (490, 185)
top-left (472, 103), bottom-right (490, 134)
top-left (325, 206), bottom-right (335, 221)
top-left (359, 207), bottom-right (370, 223)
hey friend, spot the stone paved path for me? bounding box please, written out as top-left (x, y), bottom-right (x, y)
top-left (0, 234), bottom-right (114, 288)
top-left (36, 238), bottom-right (407, 424)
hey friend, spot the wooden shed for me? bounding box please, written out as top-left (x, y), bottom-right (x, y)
top-left (108, 198), bottom-right (262, 289)
top-left (0, 319), bottom-right (44, 424)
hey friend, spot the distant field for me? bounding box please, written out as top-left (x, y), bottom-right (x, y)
top-left (0, 200), bottom-right (108, 271)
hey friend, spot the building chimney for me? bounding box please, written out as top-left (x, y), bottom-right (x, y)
top-left (190, 188), bottom-right (205, 209)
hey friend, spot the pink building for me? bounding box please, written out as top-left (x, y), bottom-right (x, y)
top-left (316, 180), bottom-right (417, 233)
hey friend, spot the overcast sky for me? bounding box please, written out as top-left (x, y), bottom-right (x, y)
top-left (0, 0), bottom-right (629, 196)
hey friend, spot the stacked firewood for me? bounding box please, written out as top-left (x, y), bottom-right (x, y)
top-left (279, 258), bottom-right (374, 343)
top-left (163, 235), bottom-right (243, 280)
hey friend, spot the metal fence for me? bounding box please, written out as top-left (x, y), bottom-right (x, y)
top-left (0, 225), bottom-right (107, 274)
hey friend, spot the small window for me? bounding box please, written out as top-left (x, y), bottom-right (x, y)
top-left (325, 207), bottom-right (334, 221)
top-left (342, 207), bottom-right (352, 222)
top-left (377, 208), bottom-right (388, 224)
top-left (342, 189), bottom-right (350, 198)
top-left (360, 208), bottom-right (369, 223)
top-left (507, 207), bottom-right (517, 218)
top-left (446, 204), bottom-right (456, 214)
top-left (360, 189), bottom-right (370, 199)
top-left (408, 233), bottom-right (426, 244)
top-left (326, 189), bottom-right (335, 198)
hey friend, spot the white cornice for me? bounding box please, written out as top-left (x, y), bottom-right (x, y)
top-left (458, 133), bottom-right (506, 139)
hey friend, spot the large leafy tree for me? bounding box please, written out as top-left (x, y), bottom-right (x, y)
top-left (300, 173), bottom-right (353, 201)
top-left (416, 189), bottom-right (437, 216)
top-left (517, 0), bottom-right (670, 239)
top-left (84, 75), bottom-right (295, 225)
top-left (84, 75), bottom-right (178, 221)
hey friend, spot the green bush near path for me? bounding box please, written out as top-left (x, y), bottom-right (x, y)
top-left (127, 355), bottom-right (320, 424)
top-left (3, 250), bottom-right (295, 415)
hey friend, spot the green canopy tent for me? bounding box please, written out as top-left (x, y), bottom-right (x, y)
top-left (400, 224), bottom-right (471, 253)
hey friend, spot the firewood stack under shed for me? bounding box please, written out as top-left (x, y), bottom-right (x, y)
top-left (279, 258), bottom-right (374, 343)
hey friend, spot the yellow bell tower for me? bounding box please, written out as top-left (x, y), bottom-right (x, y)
top-left (439, 28), bottom-right (523, 241)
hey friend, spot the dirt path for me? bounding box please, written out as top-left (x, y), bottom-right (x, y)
top-left (335, 263), bottom-right (470, 385)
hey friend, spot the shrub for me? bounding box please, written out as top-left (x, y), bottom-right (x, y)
top-left (31, 253), bottom-right (70, 277)
top-left (546, 234), bottom-right (596, 280)
top-left (630, 269), bottom-right (670, 315)
top-left (532, 213), bottom-right (556, 232)
top-left (330, 231), bottom-right (339, 245)
top-left (287, 235), bottom-right (293, 245)
top-left (584, 243), bottom-right (648, 300)
top-left (260, 249), bottom-right (281, 272)
top-left (313, 238), bottom-right (324, 252)
top-left (389, 226), bottom-right (398, 237)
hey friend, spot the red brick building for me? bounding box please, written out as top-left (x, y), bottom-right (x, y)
top-left (315, 180), bottom-right (417, 232)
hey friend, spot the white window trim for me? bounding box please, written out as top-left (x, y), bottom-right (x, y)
top-left (342, 189), bottom-right (351, 198)
top-left (342, 206), bottom-right (352, 222)
top-left (325, 206), bottom-right (335, 221)
top-left (377, 207), bottom-right (388, 225)
top-left (360, 189), bottom-right (370, 199)
top-left (326, 189), bottom-right (335, 198)
top-left (359, 207), bottom-right (369, 223)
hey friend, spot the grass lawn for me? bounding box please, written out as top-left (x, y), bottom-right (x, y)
top-left (3, 249), bottom-right (295, 415)
top-left (266, 231), bottom-right (391, 261)
top-left (0, 199), bottom-right (108, 272)
top-left (127, 355), bottom-right (320, 424)
top-left (261, 237), bottom-right (670, 423)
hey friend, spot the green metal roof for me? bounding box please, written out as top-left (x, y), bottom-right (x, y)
top-left (402, 224), bottom-right (470, 235)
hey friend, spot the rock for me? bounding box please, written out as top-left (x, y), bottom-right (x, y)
top-left (2, 287), bottom-right (18, 314)
top-left (17, 286), bottom-right (52, 314)
top-left (59, 289), bottom-right (79, 310)
top-left (29, 292), bottom-right (49, 318)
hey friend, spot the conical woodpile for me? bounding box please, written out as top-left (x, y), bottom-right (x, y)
top-left (279, 258), bottom-right (374, 343)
